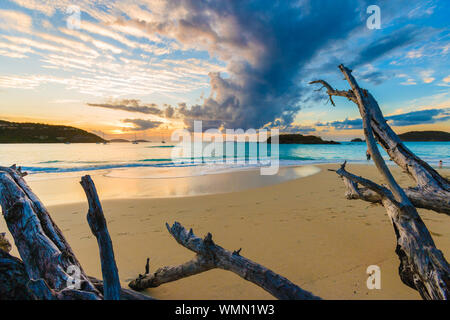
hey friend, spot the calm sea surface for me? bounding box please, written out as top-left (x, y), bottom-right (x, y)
top-left (1, 141), bottom-right (448, 180)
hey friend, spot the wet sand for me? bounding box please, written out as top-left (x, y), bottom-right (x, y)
top-left (1, 164), bottom-right (449, 299)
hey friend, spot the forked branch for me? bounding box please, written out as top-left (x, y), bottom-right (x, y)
top-left (317, 65), bottom-right (450, 299)
top-left (129, 222), bottom-right (321, 300)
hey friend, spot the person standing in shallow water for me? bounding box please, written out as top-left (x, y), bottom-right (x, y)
top-left (439, 160), bottom-right (443, 168)
top-left (366, 150), bottom-right (371, 161)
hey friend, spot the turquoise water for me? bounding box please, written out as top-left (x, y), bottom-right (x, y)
top-left (0, 141), bottom-right (448, 178)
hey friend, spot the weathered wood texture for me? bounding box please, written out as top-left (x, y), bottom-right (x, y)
top-left (0, 239), bottom-right (36, 300)
top-left (0, 166), bottom-right (101, 299)
top-left (0, 248), bottom-right (153, 300)
top-left (80, 175), bottom-right (121, 300)
top-left (0, 166), bottom-right (152, 300)
top-left (310, 69), bottom-right (450, 215)
top-left (312, 65), bottom-right (450, 300)
top-left (129, 222), bottom-right (321, 300)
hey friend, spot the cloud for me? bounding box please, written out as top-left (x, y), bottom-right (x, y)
top-left (164, 105), bottom-right (175, 118)
top-left (279, 125), bottom-right (317, 134)
top-left (400, 78), bottom-right (417, 86)
top-left (351, 25), bottom-right (424, 68)
top-left (420, 70), bottom-right (435, 84)
top-left (112, 0), bottom-right (370, 130)
top-left (316, 108), bottom-right (450, 129)
top-left (60, 28), bottom-right (123, 54)
top-left (80, 21), bottom-right (138, 48)
top-left (122, 119), bottom-right (163, 131)
top-left (359, 70), bottom-right (390, 85)
top-left (87, 100), bottom-right (163, 115)
top-left (9, 0), bottom-right (56, 16)
top-left (316, 118), bottom-right (363, 130)
top-left (0, 9), bottom-right (32, 33)
top-left (386, 108), bottom-right (450, 126)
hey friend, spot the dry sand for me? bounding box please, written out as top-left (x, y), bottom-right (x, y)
top-left (1, 164), bottom-right (449, 300)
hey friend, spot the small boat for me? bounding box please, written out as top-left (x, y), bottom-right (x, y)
top-left (132, 134), bottom-right (139, 144)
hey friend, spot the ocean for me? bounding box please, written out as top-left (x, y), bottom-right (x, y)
top-left (1, 141), bottom-right (448, 180)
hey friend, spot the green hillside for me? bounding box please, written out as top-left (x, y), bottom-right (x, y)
top-left (0, 120), bottom-right (105, 143)
top-left (397, 131), bottom-right (450, 142)
top-left (267, 134), bottom-right (339, 144)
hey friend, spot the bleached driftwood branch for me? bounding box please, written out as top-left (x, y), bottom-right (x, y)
top-left (129, 222), bottom-right (321, 300)
top-left (0, 165), bottom-right (152, 300)
top-left (311, 68), bottom-right (450, 215)
top-left (313, 65), bottom-right (450, 300)
top-left (0, 166), bottom-right (100, 299)
top-left (80, 175), bottom-right (121, 300)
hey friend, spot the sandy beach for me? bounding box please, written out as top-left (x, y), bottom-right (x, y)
top-left (1, 163), bottom-right (449, 300)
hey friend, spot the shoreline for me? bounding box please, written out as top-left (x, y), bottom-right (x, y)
top-left (1, 164), bottom-right (449, 299)
top-left (19, 165), bottom-right (323, 206)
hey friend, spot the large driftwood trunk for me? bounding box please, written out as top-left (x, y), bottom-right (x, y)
top-left (311, 72), bottom-right (449, 215)
top-left (129, 222), bottom-right (320, 300)
top-left (0, 166), bottom-right (152, 300)
top-left (0, 240), bottom-right (37, 300)
top-left (0, 247), bottom-right (153, 300)
top-left (311, 65), bottom-right (450, 300)
top-left (0, 166), bottom-right (100, 299)
top-left (1, 166), bottom-right (311, 300)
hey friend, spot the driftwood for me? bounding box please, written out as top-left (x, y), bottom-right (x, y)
top-left (0, 247), bottom-right (153, 300)
top-left (129, 222), bottom-right (321, 300)
top-left (0, 166), bottom-right (152, 300)
top-left (0, 166), bottom-right (100, 299)
top-left (0, 164), bottom-right (318, 300)
top-left (80, 175), bottom-right (121, 300)
top-left (311, 69), bottom-right (449, 215)
top-left (312, 65), bottom-right (450, 300)
top-left (1, 64), bottom-right (448, 300)
top-left (0, 236), bottom-right (36, 300)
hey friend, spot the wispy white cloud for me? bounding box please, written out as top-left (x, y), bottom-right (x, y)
top-left (60, 28), bottom-right (123, 54)
top-left (420, 70), bottom-right (435, 84)
top-left (9, 0), bottom-right (56, 16)
top-left (400, 78), bottom-right (417, 86)
top-left (0, 9), bottom-right (32, 33)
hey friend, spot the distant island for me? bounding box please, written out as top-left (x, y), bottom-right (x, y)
top-left (267, 134), bottom-right (339, 144)
top-left (0, 120), bottom-right (105, 143)
top-left (109, 139), bottom-right (130, 143)
top-left (351, 138), bottom-right (364, 142)
top-left (397, 131), bottom-right (450, 142)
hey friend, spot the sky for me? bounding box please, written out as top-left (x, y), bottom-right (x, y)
top-left (0, 0), bottom-right (448, 141)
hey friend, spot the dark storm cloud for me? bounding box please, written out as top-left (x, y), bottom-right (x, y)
top-left (316, 118), bottom-right (363, 130)
top-left (87, 99), bottom-right (163, 115)
top-left (386, 108), bottom-right (450, 126)
top-left (316, 108), bottom-right (450, 129)
top-left (114, 0), bottom-right (373, 130)
top-left (123, 119), bottom-right (163, 130)
top-left (164, 104), bottom-right (175, 118)
top-left (350, 25), bottom-right (424, 68)
top-left (359, 71), bottom-right (390, 85)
